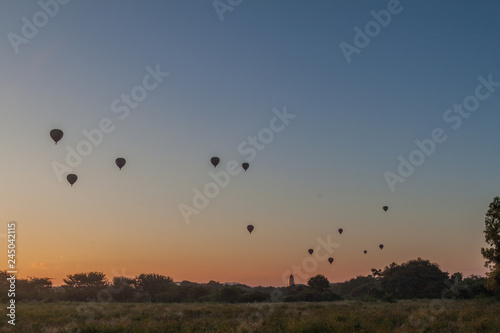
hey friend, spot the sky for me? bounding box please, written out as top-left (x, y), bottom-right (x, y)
top-left (1, 0), bottom-right (499, 287)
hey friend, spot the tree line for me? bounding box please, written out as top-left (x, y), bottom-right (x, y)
top-left (1, 196), bottom-right (499, 303)
top-left (0, 260), bottom-right (497, 304)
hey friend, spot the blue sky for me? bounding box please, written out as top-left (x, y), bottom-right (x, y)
top-left (0, 0), bottom-right (499, 285)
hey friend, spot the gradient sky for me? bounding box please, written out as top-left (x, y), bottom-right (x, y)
top-left (1, 1), bottom-right (499, 287)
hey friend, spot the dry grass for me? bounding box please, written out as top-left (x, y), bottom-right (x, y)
top-left (0, 299), bottom-right (499, 332)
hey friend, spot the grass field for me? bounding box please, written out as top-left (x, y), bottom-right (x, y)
top-left (1, 299), bottom-right (499, 332)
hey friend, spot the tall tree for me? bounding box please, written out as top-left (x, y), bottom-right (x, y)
top-left (481, 196), bottom-right (500, 269)
top-left (481, 196), bottom-right (500, 292)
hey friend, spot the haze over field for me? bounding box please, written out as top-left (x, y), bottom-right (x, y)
top-left (1, 1), bottom-right (499, 287)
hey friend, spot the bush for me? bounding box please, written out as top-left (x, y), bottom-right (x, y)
top-left (381, 293), bottom-right (397, 303)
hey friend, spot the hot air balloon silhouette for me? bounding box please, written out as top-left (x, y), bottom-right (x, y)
top-left (247, 225), bottom-right (254, 234)
top-left (379, 244), bottom-right (384, 250)
top-left (115, 158), bottom-right (126, 170)
top-left (50, 129), bottom-right (63, 145)
top-left (210, 157), bottom-right (220, 168)
top-left (242, 162), bottom-right (249, 171)
top-left (67, 174), bottom-right (78, 187)
top-left (338, 228), bottom-right (343, 235)
top-left (383, 206), bottom-right (388, 212)
top-left (308, 249), bottom-right (313, 255)
top-left (328, 257), bottom-right (334, 264)
top-left (364, 250), bottom-right (367, 254)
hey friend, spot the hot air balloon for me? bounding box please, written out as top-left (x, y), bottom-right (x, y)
top-left (247, 225), bottom-right (254, 234)
top-left (383, 206), bottom-right (388, 212)
top-left (308, 249), bottom-right (313, 255)
top-left (115, 158), bottom-right (126, 170)
top-left (211, 157), bottom-right (220, 168)
top-left (338, 228), bottom-right (343, 235)
top-left (379, 244), bottom-right (384, 250)
top-left (328, 257), bottom-right (334, 264)
top-left (67, 174), bottom-right (78, 187)
top-left (242, 162), bottom-right (249, 171)
top-left (50, 129), bottom-right (63, 145)
top-left (364, 250), bottom-right (367, 254)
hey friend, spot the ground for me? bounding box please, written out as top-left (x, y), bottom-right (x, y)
top-left (0, 299), bottom-right (499, 332)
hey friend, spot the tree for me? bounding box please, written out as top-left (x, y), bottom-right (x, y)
top-left (462, 274), bottom-right (492, 298)
top-left (480, 196), bottom-right (500, 293)
top-left (307, 274), bottom-right (330, 292)
top-left (135, 273), bottom-right (175, 302)
top-left (219, 286), bottom-right (243, 303)
top-left (379, 259), bottom-right (449, 299)
top-left (63, 272), bottom-right (108, 288)
top-left (481, 197), bottom-right (500, 268)
top-left (485, 266), bottom-right (500, 293)
top-left (287, 276), bottom-right (342, 302)
top-left (62, 272), bottom-right (109, 301)
top-left (112, 277), bottom-right (136, 302)
top-left (331, 275), bottom-right (382, 299)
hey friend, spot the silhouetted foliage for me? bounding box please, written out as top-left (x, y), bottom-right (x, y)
top-left (135, 273), bottom-right (175, 302)
top-left (481, 197), bottom-right (500, 268)
top-left (176, 283), bottom-right (211, 302)
top-left (307, 274), bottom-right (330, 292)
top-left (240, 291), bottom-right (270, 302)
top-left (219, 286), bottom-right (243, 303)
top-left (379, 260), bottom-right (449, 299)
top-left (481, 196), bottom-right (500, 293)
top-left (331, 275), bottom-right (381, 299)
top-left (448, 274), bottom-right (494, 299)
top-left (485, 266), bottom-right (500, 294)
top-left (111, 277), bottom-right (136, 302)
top-left (62, 272), bottom-right (108, 301)
top-left (282, 276), bottom-right (343, 302)
top-left (63, 272), bottom-right (108, 288)
top-left (2, 262), bottom-right (493, 304)
top-left (285, 289), bottom-right (343, 302)
top-left (381, 293), bottom-right (397, 303)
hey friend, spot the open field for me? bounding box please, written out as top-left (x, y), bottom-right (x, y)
top-left (0, 299), bottom-right (499, 332)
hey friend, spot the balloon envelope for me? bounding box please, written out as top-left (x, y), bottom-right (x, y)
top-left (242, 162), bottom-right (249, 171)
top-left (383, 206), bottom-right (388, 212)
top-left (328, 257), bottom-right (334, 264)
top-left (364, 250), bottom-right (367, 254)
top-left (115, 158), bottom-right (126, 170)
top-left (211, 157), bottom-right (220, 168)
top-left (308, 249), bottom-right (313, 255)
top-left (67, 174), bottom-right (78, 186)
top-left (338, 228), bottom-right (343, 235)
top-left (50, 129), bottom-right (63, 144)
top-left (247, 225), bottom-right (254, 234)
top-left (379, 244), bottom-right (384, 250)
